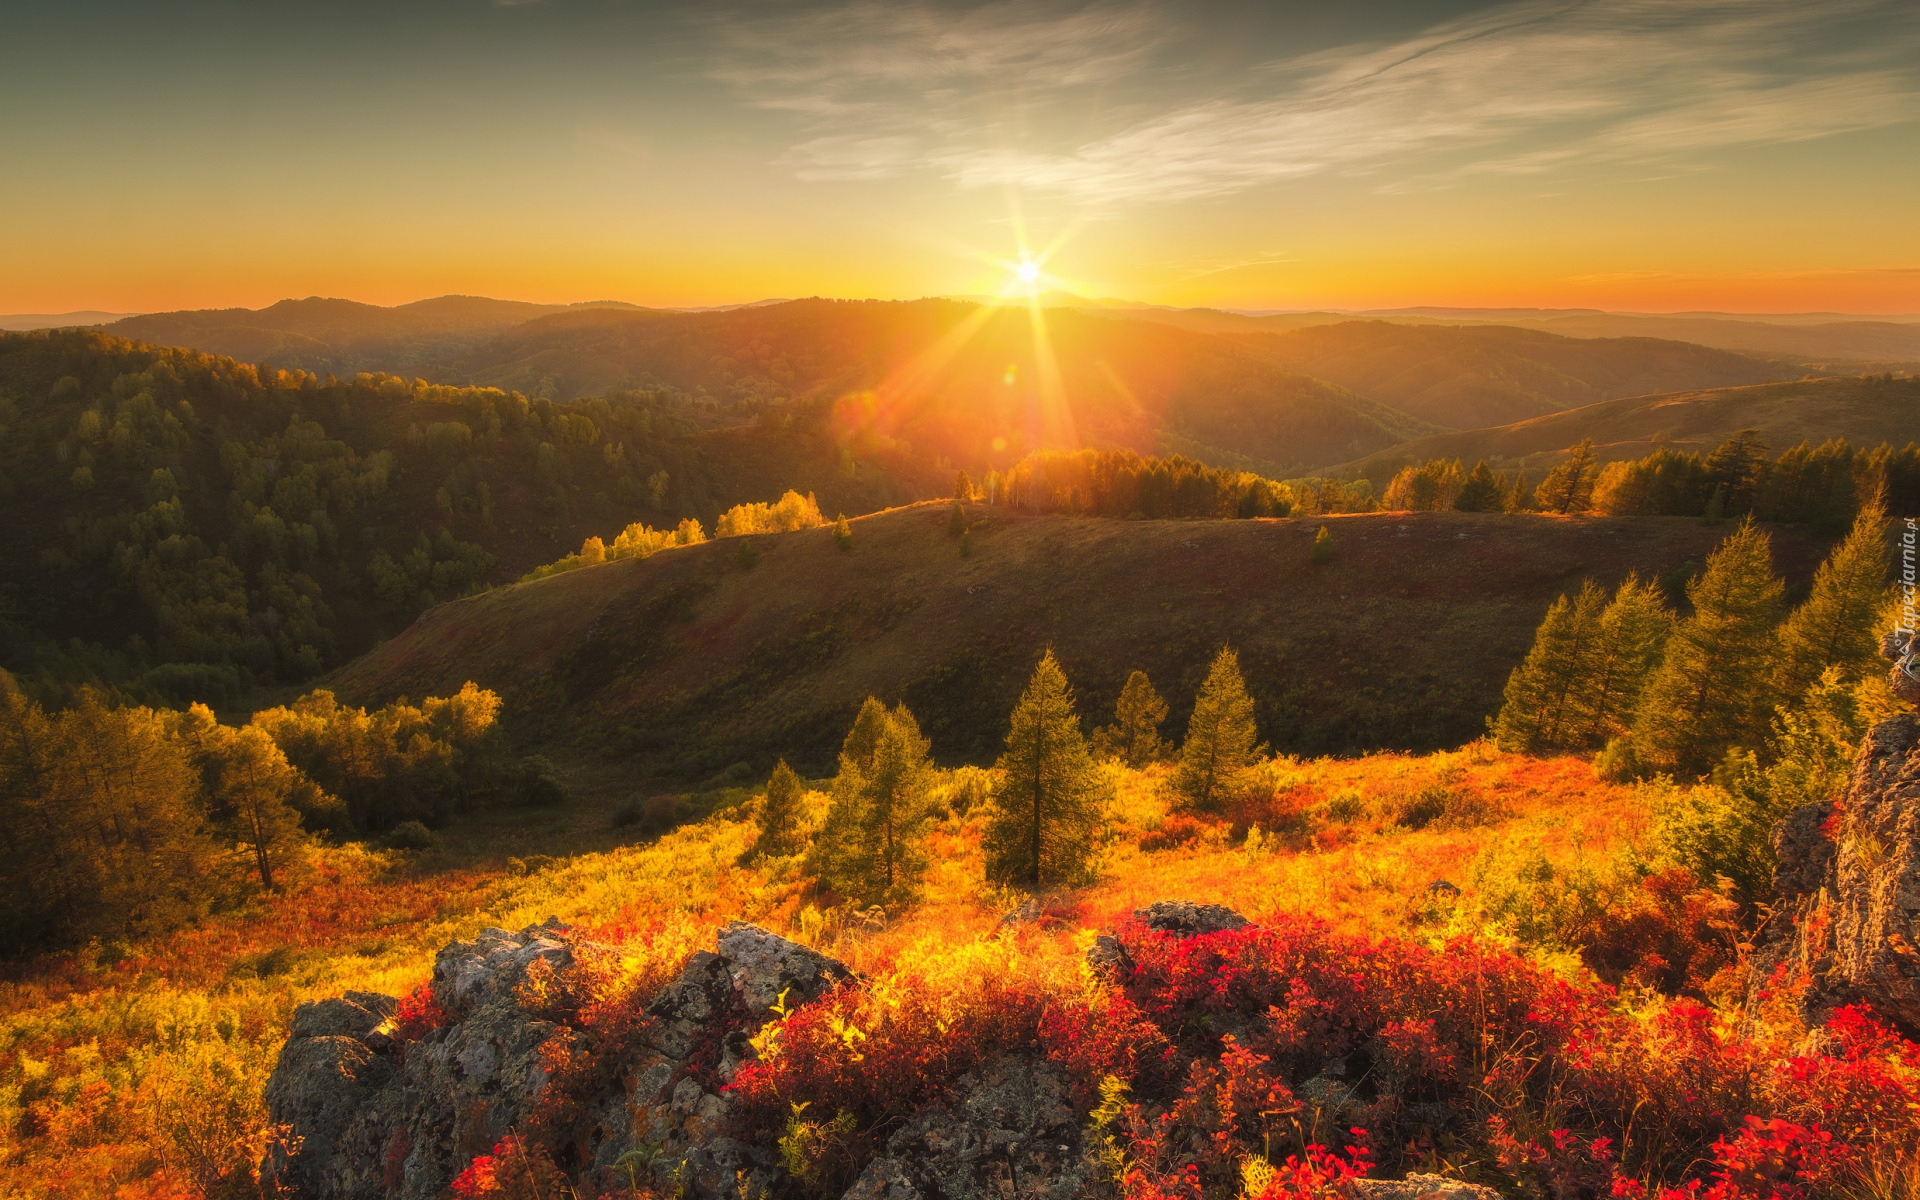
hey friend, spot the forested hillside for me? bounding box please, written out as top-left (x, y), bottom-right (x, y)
top-left (0, 331), bottom-right (939, 704)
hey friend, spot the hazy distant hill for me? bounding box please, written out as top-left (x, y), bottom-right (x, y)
top-left (1333, 374), bottom-right (1920, 482)
top-left (1510, 313), bottom-right (1920, 364)
top-left (1228, 321), bottom-right (1797, 430)
top-left (0, 311), bottom-right (135, 331)
top-left (327, 502), bottom-right (1835, 775)
top-left (442, 299), bottom-right (1441, 476)
top-left (107, 295), bottom-right (647, 375)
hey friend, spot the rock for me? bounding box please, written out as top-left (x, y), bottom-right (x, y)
top-left (1882, 629), bottom-right (1920, 706)
top-left (264, 920), bottom-right (598, 1200)
top-left (716, 919), bottom-right (855, 1017)
top-left (1134, 900), bottom-right (1249, 937)
top-left (998, 897), bottom-right (1043, 929)
top-left (839, 1057), bottom-right (1097, 1200)
top-left (1427, 880), bottom-right (1461, 898)
top-left (1754, 714), bottom-right (1920, 1032)
top-left (1085, 933), bottom-right (1134, 980)
top-left (1353, 1175), bottom-right (1501, 1200)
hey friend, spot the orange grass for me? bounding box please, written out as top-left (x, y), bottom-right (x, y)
top-left (0, 744), bottom-right (1638, 1199)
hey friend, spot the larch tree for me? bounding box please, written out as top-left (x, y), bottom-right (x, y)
top-left (1493, 583), bottom-right (1605, 752)
top-left (1575, 575), bottom-right (1671, 747)
top-left (1170, 647), bottom-right (1263, 812)
top-left (813, 699), bottom-right (933, 905)
top-left (1453, 460), bottom-right (1506, 512)
top-left (1535, 439), bottom-right (1597, 514)
top-left (1775, 498), bottom-right (1890, 701)
top-left (985, 651), bottom-right (1104, 889)
top-left (1632, 518), bottom-right (1785, 776)
top-left (1092, 670), bottom-right (1170, 768)
top-left (751, 760), bottom-right (806, 859)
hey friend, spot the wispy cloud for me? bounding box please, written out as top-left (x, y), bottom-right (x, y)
top-left (715, 0), bottom-right (1920, 205)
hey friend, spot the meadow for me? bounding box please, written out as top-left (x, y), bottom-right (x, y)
top-left (0, 741), bottom-right (1805, 1199)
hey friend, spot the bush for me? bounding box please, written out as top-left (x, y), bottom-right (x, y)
top-left (1139, 813), bottom-right (1208, 852)
top-left (615, 794), bottom-right (691, 837)
top-left (507, 756), bottom-right (568, 808)
top-left (385, 820), bottom-right (436, 851)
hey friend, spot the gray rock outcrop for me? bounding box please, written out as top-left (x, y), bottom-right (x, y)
top-left (263, 918), bottom-right (853, 1200)
top-left (1754, 712), bottom-right (1920, 1032)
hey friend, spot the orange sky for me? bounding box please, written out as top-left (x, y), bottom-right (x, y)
top-left (4, 0), bottom-right (1917, 317)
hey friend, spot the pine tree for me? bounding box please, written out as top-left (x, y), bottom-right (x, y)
top-left (1492, 582), bottom-right (1606, 752)
top-left (1453, 460), bottom-right (1505, 512)
top-left (1091, 670), bottom-right (1169, 767)
top-left (1576, 575), bottom-right (1671, 747)
top-left (1535, 439), bottom-right (1597, 514)
top-left (1171, 647), bottom-right (1262, 812)
top-left (1775, 498), bottom-right (1890, 700)
top-left (834, 514), bottom-right (853, 551)
top-left (1632, 518), bottom-right (1786, 776)
top-left (751, 760), bottom-right (806, 859)
top-left (954, 470), bottom-right (975, 502)
top-left (985, 651), bottom-right (1104, 888)
top-left (948, 500), bottom-right (967, 537)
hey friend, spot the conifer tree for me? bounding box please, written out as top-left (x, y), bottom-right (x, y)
top-left (813, 699), bottom-right (933, 904)
top-left (1453, 460), bottom-right (1505, 512)
top-left (751, 760), bottom-right (806, 859)
top-left (1535, 438), bottom-right (1597, 514)
top-left (834, 514), bottom-right (853, 550)
top-left (1493, 582), bottom-right (1605, 752)
top-left (1091, 670), bottom-right (1169, 767)
top-left (954, 470), bottom-right (975, 502)
top-left (1632, 518), bottom-right (1785, 776)
top-left (985, 651), bottom-right (1104, 888)
top-left (1775, 498), bottom-right (1890, 700)
top-left (1576, 575), bottom-right (1671, 747)
top-left (1171, 647), bottom-right (1262, 812)
top-left (948, 501), bottom-right (967, 537)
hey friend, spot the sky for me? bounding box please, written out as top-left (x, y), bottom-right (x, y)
top-left (3, 0), bottom-right (1918, 315)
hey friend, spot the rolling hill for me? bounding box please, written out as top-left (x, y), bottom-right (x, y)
top-left (105, 295), bottom-right (647, 376)
top-left (326, 501), bottom-right (1835, 780)
top-left (1332, 373), bottom-right (1920, 483)
top-left (1229, 320), bottom-right (1798, 430)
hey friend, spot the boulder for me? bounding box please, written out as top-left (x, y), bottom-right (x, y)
top-left (1754, 713), bottom-right (1920, 1032)
top-left (1353, 1175), bottom-right (1501, 1200)
top-left (839, 1057), bottom-right (1097, 1200)
top-left (264, 918), bottom-right (852, 1200)
top-left (1133, 900), bottom-right (1249, 937)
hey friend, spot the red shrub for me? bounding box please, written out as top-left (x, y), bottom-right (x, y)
top-left (392, 982), bottom-right (449, 1041)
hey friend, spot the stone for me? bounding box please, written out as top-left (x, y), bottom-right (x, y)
top-left (1352, 1174), bottom-right (1502, 1200)
top-left (1753, 714), bottom-right (1920, 1032)
top-left (1085, 933), bottom-right (1134, 980)
top-left (838, 1057), bottom-right (1097, 1200)
top-left (1133, 900), bottom-right (1249, 937)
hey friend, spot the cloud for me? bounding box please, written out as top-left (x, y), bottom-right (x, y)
top-left (716, 0), bottom-right (1920, 204)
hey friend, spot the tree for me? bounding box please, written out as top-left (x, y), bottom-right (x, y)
top-left (1576, 575), bottom-right (1671, 748)
top-left (1704, 429), bottom-right (1769, 515)
top-left (1310, 525), bottom-right (1334, 564)
top-left (1775, 498), bottom-right (1890, 701)
top-left (1492, 582), bottom-right (1606, 753)
top-left (173, 705), bottom-right (308, 894)
top-left (1091, 670), bottom-right (1169, 768)
top-left (948, 500), bottom-right (967, 537)
top-left (751, 760), bottom-right (806, 859)
top-left (954, 470), bottom-right (975, 502)
top-left (1453, 461), bottom-right (1505, 512)
top-left (1632, 519), bottom-right (1785, 776)
top-left (834, 514), bottom-right (852, 551)
top-left (984, 652), bottom-right (1104, 888)
top-left (813, 700), bottom-right (933, 905)
top-left (1535, 439), bottom-right (1596, 514)
top-left (1171, 647), bottom-right (1262, 812)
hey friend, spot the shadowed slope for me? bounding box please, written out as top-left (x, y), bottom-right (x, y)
top-left (328, 503), bottom-right (1831, 780)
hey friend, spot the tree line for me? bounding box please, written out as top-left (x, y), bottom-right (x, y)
top-left (744, 644), bottom-right (1267, 906)
top-left (981, 449), bottom-right (1293, 520)
top-left (1492, 502), bottom-right (1900, 896)
top-left (0, 675), bottom-right (529, 956)
top-left (1377, 432), bottom-right (1920, 524)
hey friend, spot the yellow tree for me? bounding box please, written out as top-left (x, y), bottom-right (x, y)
top-left (985, 651), bottom-right (1104, 888)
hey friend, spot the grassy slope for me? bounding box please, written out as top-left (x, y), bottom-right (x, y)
top-left (327, 503), bottom-right (1832, 781)
top-left (0, 741), bottom-right (1646, 1200)
top-left (1332, 373), bottom-right (1920, 484)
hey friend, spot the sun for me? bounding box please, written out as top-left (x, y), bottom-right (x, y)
top-left (1016, 258), bottom-right (1041, 285)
